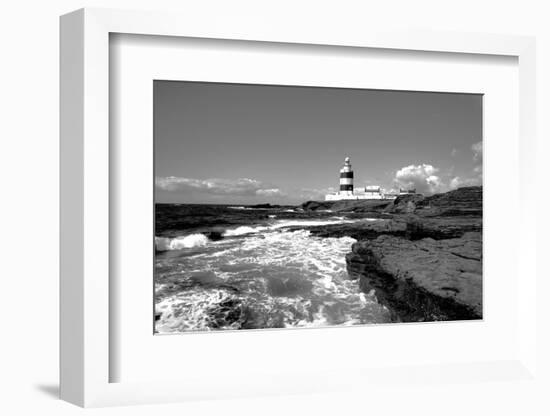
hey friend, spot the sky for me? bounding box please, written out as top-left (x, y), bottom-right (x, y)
top-left (154, 81), bottom-right (482, 204)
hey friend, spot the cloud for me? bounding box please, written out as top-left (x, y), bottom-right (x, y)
top-left (451, 148), bottom-right (458, 157)
top-left (255, 188), bottom-right (284, 197)
top-left (393, 159), bottom-right (483, 195)
top-left (156, 176), bottom-right (280, 197)
top-left (299, 187), bottom-right (336, 200)
top-left (393, 164), bottom-right (448, 194)
top-left (472, 141), bottom-right (483, 161)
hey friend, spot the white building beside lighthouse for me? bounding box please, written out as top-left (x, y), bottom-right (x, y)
top-left (325, 157), bottom-right (397, 201)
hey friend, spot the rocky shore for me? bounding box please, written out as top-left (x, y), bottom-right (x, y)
top-left (299, 186), bottom-right (483, 322)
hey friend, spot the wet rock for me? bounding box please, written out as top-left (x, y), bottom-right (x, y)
top-left (208, 299), bottom-right (243, 328)
top-left (204, 230), bottom-right (224, 241)
top-left (346, 232), bottom-right (482, 321)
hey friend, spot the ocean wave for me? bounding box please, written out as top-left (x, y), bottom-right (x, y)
top-left (155, 228), bottom-right (392, 333)
top-left (222, 225), bottom-right (269, 236)
top-left (221, 218), bottom-right (353, 237)
top-left (270, 218), bottom-right (355, 229)
top-left (156, 217), bottom-right (359, 251)
top-left (156, 288), bottom-right (239, 332)
top-left (155, 234), bottom-right (210, 251)
top-left (227, 206), bottom-right (270, 210)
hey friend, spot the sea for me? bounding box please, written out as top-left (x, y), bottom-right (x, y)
top-left (154, 203), bottom-right (391, 333)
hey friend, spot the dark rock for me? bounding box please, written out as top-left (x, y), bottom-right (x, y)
top-left (383, 194), bottom-right (425, 214)
top-left (417, 186), bottom-right (482, 217)
top-left (404, 216), bottom-right (482, 240)
top-left (302, 216), bottom-right (481, 241)
top-left (248, 203), bottom-right (281, 209)
top-left (208, 299), bottom-right (243, 328)
top-left (204, 230), bottom-right (224, 241)
top-left (385, 186), bottom-right (482, 217)
top-left (205, 297), bottom-right (293, 330)
top-left (300, 200), bottom-right (334, 211)
top-left (346, 233), bottom-right (482, 321)
top-left (331, 200), bottom-right (392, 213)
top-left (303, 219), bottom-right (408, 240)
top-left (300, 199), bottom-right (392, 213)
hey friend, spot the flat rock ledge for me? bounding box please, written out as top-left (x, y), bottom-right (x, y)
top-left (346, 232), bottom-right (482, 322)
top-left (301, 216), bottom-right (482, 241)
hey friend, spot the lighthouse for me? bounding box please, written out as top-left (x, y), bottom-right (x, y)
top-left (325, 156), bottom-right (397, 201)
top-left (339, 157), bottom-right (354, 196)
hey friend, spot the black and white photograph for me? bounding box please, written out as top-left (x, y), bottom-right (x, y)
top-left (154, 81), bottom-right (483, 334)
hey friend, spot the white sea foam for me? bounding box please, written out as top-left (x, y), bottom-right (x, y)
top-left (155, 228), bottom-right (391, 333)
top-left (227, 206), bottom-right (270, 210)
top-left (221, 217), bottom-right (356, 237)
top-left (156, 217), bottom-right (363, 251)
top-left (269, 218), bottom-right (355, 229)
top-left (156, 288), bottom-right (238, 332)
top-left (222, 225), bottom-right (269, 236)
top-left (155, 234), bottom-right (209, 251)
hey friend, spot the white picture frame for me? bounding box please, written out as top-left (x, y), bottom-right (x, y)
top-left (60, 7), bottom-right (537, 407)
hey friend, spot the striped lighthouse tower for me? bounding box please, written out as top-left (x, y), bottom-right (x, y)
top-left (339, 157), bottom-right (354, 196)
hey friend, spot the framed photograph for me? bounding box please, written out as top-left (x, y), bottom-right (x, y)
top-left (60, 8), bottom-right (537, 407)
